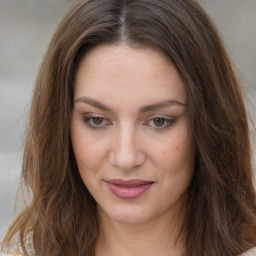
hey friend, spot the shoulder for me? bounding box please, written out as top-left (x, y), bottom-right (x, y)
top-left (0, 253), bottom-right (22, 256)
top-left (240, 247), bottom-right (256, 256)
top-left (0, 254), bottom-right (20, 256)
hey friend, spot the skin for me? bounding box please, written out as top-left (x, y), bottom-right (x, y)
top-left (71, 44), bottom-right (195, 256)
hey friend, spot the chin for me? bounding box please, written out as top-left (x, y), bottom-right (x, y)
top-left (98, 204), bottom-right (153, 225)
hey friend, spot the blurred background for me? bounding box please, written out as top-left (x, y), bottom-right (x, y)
top-left (0, 0), bottom-right (255, 241)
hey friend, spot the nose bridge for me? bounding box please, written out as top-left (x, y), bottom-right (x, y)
top-left (109, 121), bottom-right (144, 170)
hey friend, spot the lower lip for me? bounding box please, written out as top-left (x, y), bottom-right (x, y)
top-left (106, 182), bottom-right (153, 199)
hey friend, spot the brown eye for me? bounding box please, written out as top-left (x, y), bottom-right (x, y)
top-left (82, 116), bottom-right (111, 129)
top-left (153, 117), bottom-right (165, 127)
top-left (144, 116), bottom-right (176, 130)
top-left (92, 117), bottom-right (104, 125)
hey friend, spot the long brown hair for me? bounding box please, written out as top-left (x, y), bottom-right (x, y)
top-left (1, 0), bottom-right (256, 255)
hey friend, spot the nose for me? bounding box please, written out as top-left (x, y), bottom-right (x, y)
top-left (109, 123), bottom-right (146, 170)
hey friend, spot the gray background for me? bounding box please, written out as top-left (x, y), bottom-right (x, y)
top-left (0, 0), bottom-right (256, 242)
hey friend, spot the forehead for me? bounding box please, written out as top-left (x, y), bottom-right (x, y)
top-left (74, 44), bottom-right (186, 107)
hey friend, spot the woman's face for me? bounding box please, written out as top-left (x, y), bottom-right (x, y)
top-left (71, 44), bottom-right (195, 225)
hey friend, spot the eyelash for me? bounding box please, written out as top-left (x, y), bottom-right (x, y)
top-left (144, 117), bottom-right (176, 129)
top-left (81, 115), bottom-right (176, 130)
top-left (82, 116), bottom-right (112, 129)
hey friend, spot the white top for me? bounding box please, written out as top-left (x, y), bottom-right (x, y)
top-left (1, 247), bottom-right (256, 255)
top-left (241, 247), bottom-right (256, 255)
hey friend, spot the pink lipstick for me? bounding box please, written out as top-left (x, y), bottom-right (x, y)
top-left (105, 179), bottom-right (154, 199)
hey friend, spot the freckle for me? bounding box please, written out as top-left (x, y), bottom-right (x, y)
top-left (175, 147), bottom-right (178, 150)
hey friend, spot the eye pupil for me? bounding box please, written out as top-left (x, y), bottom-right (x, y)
top-left (93, 117), bottom-right (103, 125)
top-left (153, 117), bottom-right (165, 127)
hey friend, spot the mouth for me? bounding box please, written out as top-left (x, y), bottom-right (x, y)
top-left (105, 179), bottom-right (155, 199)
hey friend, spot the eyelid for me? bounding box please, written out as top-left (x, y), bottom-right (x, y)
top-left (143, 115), bottom-right (176, 130)
top-left (81, 113), bottom-right (112, 128)
top-left (81, 113), bottom-right (176, 130)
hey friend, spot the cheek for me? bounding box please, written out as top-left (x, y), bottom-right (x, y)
top-left (156, 137), bottom-right (195, 202)
top-left (72, 139), bottom-right (106, 172)
top-left (71, 122), bottom-right (107, 175)
top-left (71, 135), bottom-right (108, 194)
top-left (148, 118), bottom-right (193, 165)
top-left (151, 135), bottom-right (194, 172)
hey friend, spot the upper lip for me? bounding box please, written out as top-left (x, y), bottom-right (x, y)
top-left (106, 179), bottom-right (154, 187)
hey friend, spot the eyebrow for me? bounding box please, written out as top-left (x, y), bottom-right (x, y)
top-left (75, 97), bottom-right (186, 113)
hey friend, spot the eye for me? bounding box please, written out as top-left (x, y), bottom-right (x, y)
top-left (82, 115), bottom-right (111, 128)
top-left (91, 117), bottom-right (104, 125)
top-left (153, 117), bottom-right (166, 127)
top-left (145, 117), bottom-right (176, 129)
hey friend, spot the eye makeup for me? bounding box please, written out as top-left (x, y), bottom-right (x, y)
top-left (81, 112), bottom-right (177, 131)
top-left (144, 116), bottom-right (176, 129)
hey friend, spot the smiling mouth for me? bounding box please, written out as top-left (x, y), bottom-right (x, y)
top-left (105, 179), bottom-right (154, 199)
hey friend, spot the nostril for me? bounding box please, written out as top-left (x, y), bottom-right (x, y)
top-left (109, 148), bottom-right (146, 170)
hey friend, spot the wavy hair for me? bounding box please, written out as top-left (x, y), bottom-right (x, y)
top-left (1, 0), bottom-right (256, 255)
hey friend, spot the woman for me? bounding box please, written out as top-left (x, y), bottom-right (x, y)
top-left (1, 0), bottom-right (256, 255)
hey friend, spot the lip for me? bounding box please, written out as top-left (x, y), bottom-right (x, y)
top-left (105, 179), bottom-right (154, 199)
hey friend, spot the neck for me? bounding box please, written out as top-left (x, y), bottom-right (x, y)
top-left (96, 206), bottom-right (186, 256)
